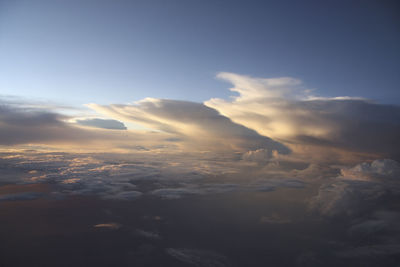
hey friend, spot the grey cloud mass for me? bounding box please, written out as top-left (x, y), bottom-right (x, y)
top-left (75, 118), bottom-right (127, 130)
top-left (0, 103), bottom-right (103, 146)
top-left (0, 100), bottom-right (173, 151)
top-left (310, 159), bottom-right (400, 217)
top-left (0, 192), bottom-right (43, 201)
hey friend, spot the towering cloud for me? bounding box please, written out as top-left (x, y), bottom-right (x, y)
top-left (205, 72), bottom-right (400, 159)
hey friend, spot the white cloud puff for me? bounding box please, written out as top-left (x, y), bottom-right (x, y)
top-left (340, 159), bottom-right (400, 181)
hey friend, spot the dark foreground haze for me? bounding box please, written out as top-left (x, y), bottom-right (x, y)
top-left (0, 152), bottom-right (399, 267)
top-left (2, 185), bottom-right (398, 267)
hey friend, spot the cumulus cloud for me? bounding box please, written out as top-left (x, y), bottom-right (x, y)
top-left (309, 180), bottom-right (386, 217)
top-left (242, 148), bottom-right (275, 162)
top-left (0, 151), bottom-right (307, 201)
top-left (340, 159), bottom-right (400, 181)
top-left (88, 99), bottom-right (289, 153)
top-left (205, 72), bottom-right (400, 160)
top-left (309, 159), bottom-right (400, 217)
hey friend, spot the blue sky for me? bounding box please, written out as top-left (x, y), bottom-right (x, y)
top-left (0, 0), bottom-right (399, 106)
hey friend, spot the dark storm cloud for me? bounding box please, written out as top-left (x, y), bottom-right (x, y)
top-left (75, 118), bottom-right (127, 130)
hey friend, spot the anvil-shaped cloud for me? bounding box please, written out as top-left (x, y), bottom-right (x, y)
top-left (88, 99), bottom-right (289, 154)
top-left (205, 72), bottom-right (400, 160)
top-left (1, 72), bottom-right (399, 163)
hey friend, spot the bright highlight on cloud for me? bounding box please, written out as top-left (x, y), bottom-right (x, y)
top-left (206, 72), bottom-right (400, 159)
top-left (0, 100), bottom-right (175, 152)
top-left (87, 99), bottom-right (289, 154)
top-left (2, 72), bottom-right (399, 164)
top-left (1, 72), bottom-right (399, 266)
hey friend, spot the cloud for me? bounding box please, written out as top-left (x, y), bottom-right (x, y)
top-left (165, 248), bottom-right (230, 267)
top-left (205, 72), bottom-right (400, 160)
top-left (242, 148), bottom-right (275, 162)
top-left (0, 100), bottom-right (173, 152)
top-left (150, 179), bottom-right (304, 199)
top-left (336, 244), bottom-right (400, 258)
top-left (340, 159), bottom-right (400, 181)
top-left (102, 190), bottom-right (143, 200)
top-left (135, 229), bottom-right (161, 240)
top-left (0, 103), bottom-right (109, 146)
top-left (259, 213), bottom-right (291, 224)
top-left (0, 192), bottom-right (43, 201)
top-left (346, 211), bottom-right (400, 244)
top-left (93, 223), bottom-right (121, 230)
top-left (75, 118), bottom-right (127, 130)
top-left (0, 104), bottom-right (82, 145)
top-left (309, 180), bottom-right (386, 217)
top-left (0, 151), bottom-right (307, 202)
top-left (309, 159), bottom-right (400, 217)
top-left (88, 99), bottom-right (289, 153)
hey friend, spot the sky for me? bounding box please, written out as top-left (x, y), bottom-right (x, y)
top-left (0, 0), bottom-right (399, 105)
top-left (1, 2), bottom-right (400, 266)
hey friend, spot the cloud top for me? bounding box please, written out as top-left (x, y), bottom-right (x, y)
top-left (206, 72), bottom-right (400, 159)
top-left (88, 99), bottom-right (289, 153)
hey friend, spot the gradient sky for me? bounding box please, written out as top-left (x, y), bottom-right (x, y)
top-left (0, 0), bottom-right (399, 106)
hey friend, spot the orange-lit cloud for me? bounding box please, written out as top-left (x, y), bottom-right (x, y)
top-left (87, 99), bottom-right (289, 154)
